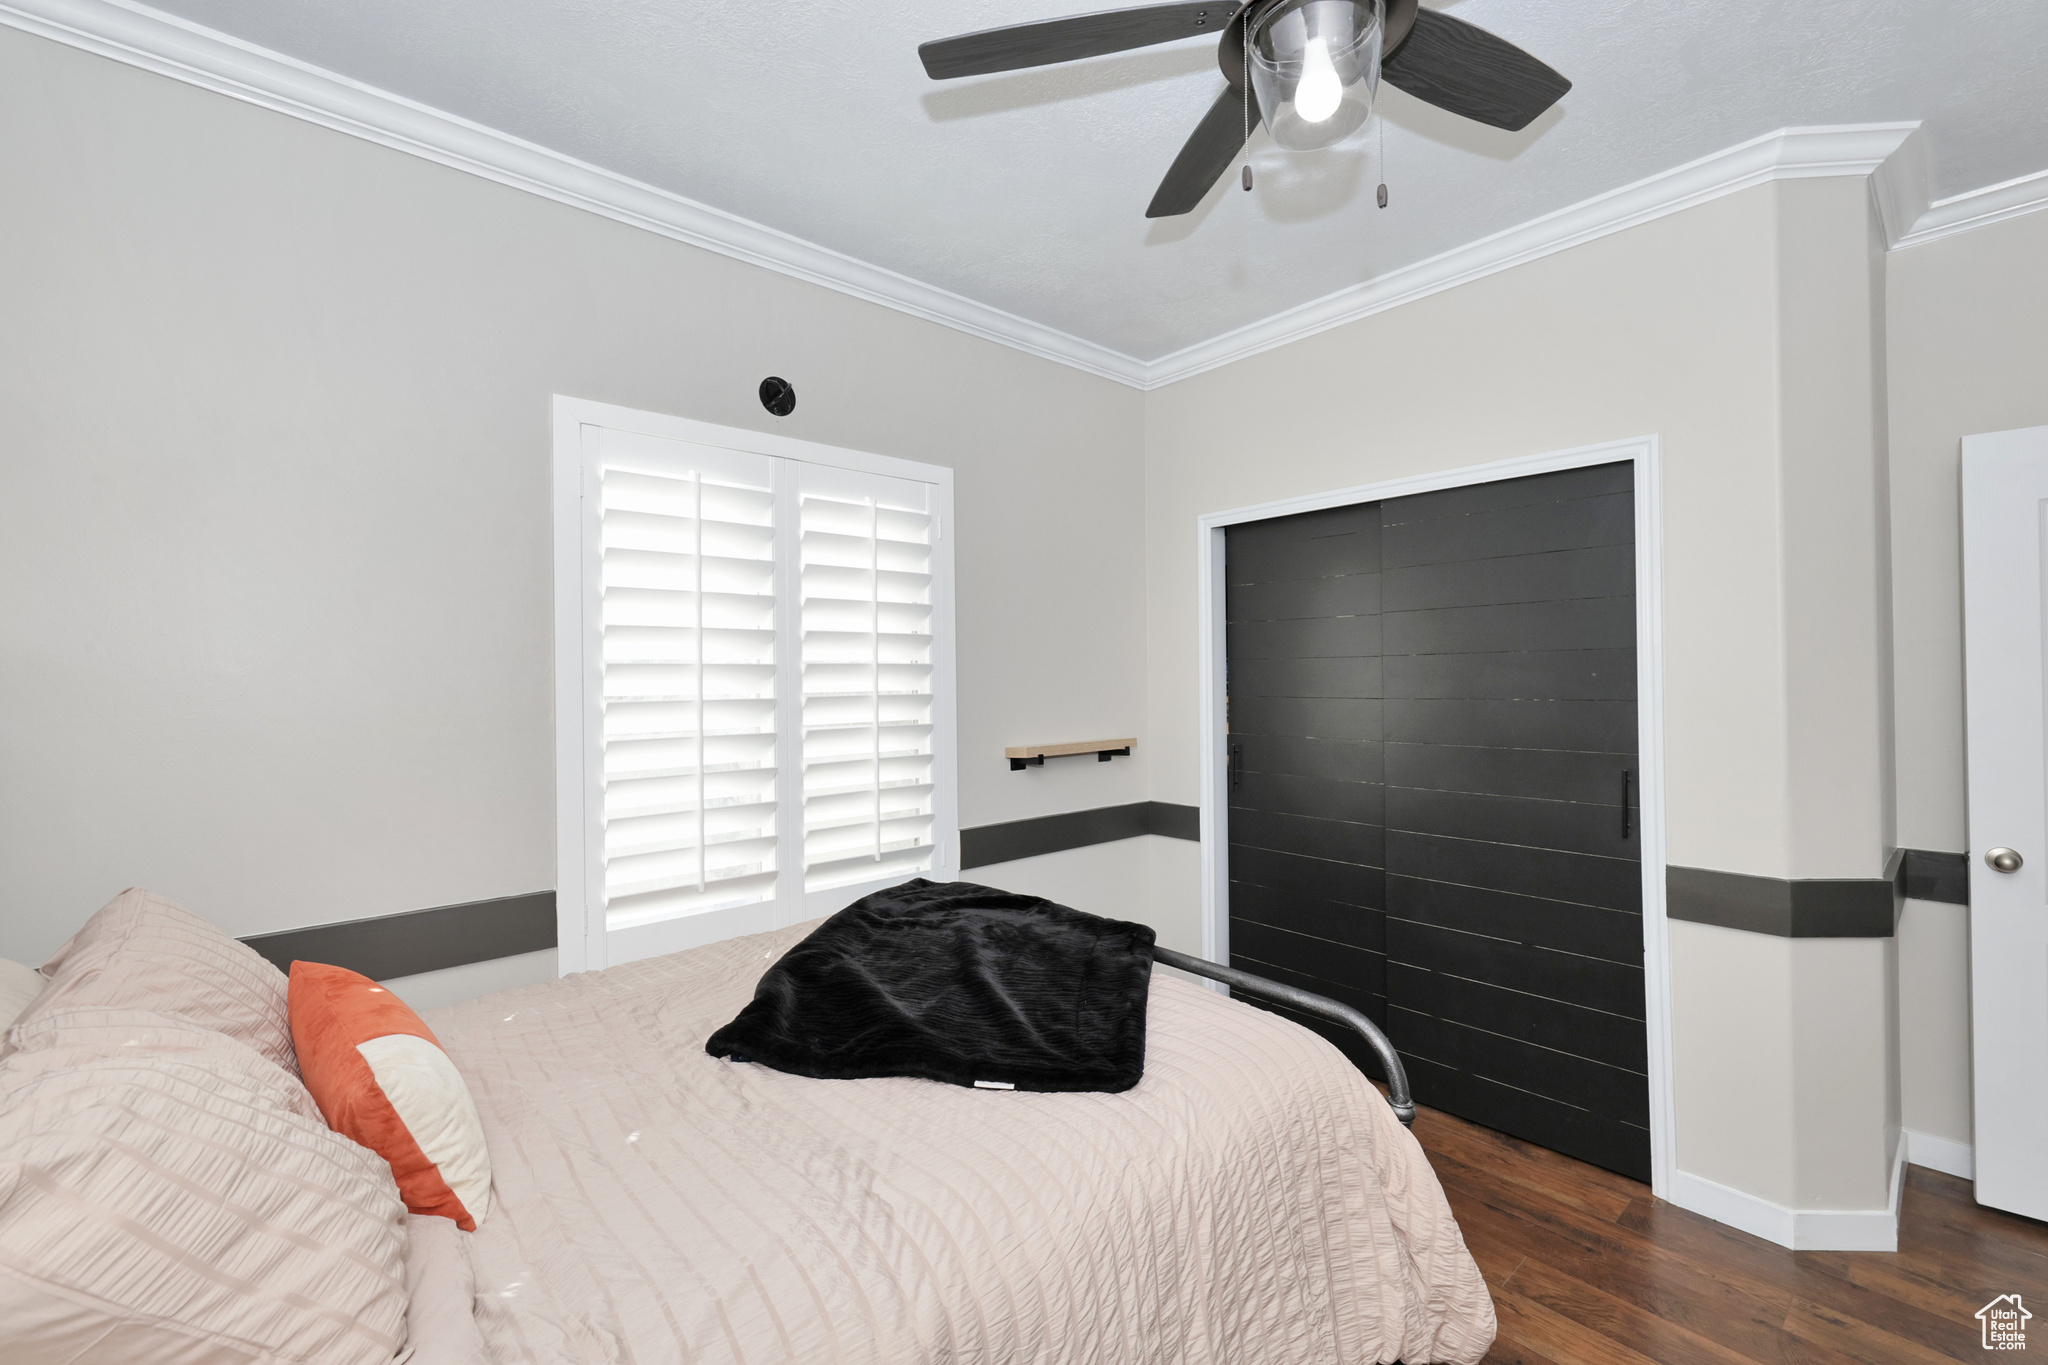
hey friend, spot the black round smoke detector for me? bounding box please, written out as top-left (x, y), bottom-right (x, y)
top-left (759, 376), bottom-right (796, 417)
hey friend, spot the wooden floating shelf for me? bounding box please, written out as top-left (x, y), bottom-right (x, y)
top-left (1005, 739), bottom-right (1135, 771)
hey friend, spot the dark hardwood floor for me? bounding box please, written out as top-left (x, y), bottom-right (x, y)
top-left (1407, 1103), bottom-right (2048, 1364)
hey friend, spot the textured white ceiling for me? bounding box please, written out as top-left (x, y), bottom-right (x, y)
top-left (144, 0), bottom-right (2048, 360)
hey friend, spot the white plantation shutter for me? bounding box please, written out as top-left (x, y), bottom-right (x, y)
top-left (798, 466), bottom-right (938, 893)
top-left (597, 434), bottom-right (781, 930)
top-left (558, 405), bottom-right (955, 972)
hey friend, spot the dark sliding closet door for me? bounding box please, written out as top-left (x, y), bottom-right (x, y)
top-left (1225, 462), bottom-right (1649, 1182)
top-left (1225, 502), bottom-right (1390, 1049)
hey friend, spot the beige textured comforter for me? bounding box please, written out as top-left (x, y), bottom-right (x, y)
top-left (427, 923), bottom-right (1495, 1365)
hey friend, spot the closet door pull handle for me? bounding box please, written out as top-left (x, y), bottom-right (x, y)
top-left (1621, 769), bottom-right (1633, 840)
top-left (1230, 743), bottom-right (1243, 792)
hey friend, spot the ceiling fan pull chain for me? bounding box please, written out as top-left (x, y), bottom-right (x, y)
top-left (1376, 113), bottom-right (1388, 208)
top-left (1241, 10), bottom-right (1253, 192)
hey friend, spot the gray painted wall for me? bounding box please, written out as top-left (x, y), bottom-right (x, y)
top-left (0, 26), bottom-right (1149, 962)
top-left (1886, 206), bottom-right (2048, 1149)
top-left (1143, 177), bottom-right (1903, 1213)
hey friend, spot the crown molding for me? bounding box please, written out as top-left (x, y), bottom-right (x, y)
top-left (1867, 124), bottom-right (1932, 247)
top-left (6, 0), bottom-right (2035, 390)
top-left (1140, 123), bottom-right (1922, 387)
top-left (0, 0), bottom-right (1154, 387)
top-left (1894, 165), bottom-right (2048, 250)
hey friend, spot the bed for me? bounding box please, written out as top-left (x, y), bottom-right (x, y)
top-left (418, 920), bottom-right (1497, 1365)
top-left (1, 891), bottom-right (1495, 1365)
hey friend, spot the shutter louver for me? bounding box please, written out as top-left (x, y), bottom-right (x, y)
top-left (599, 460), bottom-right (779, 930)
top-left (799, 480), bottom-right (937, 893)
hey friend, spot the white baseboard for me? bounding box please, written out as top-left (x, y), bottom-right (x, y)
top-left (1905, 1128), bottom-right (1975, 1180)
top-left (1666, 1142), bottom-right (1905, 1251)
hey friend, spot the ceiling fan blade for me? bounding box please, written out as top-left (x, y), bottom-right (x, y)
top-left (1379, 7), bottom-right (1569, 132)
top-left (1146, 84), bottom-right (1259, 218)
top-left (920, 2), bottom-right (1231, 80)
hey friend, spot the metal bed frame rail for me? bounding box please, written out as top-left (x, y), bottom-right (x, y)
top-left (1151, 946), bottom-right (1416, 1127)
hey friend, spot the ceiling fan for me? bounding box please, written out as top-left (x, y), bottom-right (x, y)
top-left (918, 0), bottom-right (1569, 217)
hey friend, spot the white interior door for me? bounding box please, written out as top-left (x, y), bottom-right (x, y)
top-left (1961, 423), bottom-right (2048, 1222)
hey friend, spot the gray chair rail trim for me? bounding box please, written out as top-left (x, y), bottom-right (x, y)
top-left (1665, 856), bottom-right (1902, 938)
top-left (240, 891), bottom-right (557, 981)
top-left (238, 804), bottom-right (1204, 980)
top-left (959, 801), bottom-right (1200, 869)
top-left (1900, 848), bottom-right (1969, 905)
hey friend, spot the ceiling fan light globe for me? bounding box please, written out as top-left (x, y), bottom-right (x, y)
top-left (1248, 0), bottom-right (1382, 151)
top-left (1295, 38), bottom-right (1343, 122)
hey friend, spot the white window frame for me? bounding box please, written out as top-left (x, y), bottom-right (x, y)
top-left (552, 395), bottom-right (959, 973)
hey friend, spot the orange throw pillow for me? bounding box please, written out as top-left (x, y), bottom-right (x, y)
top-left (288, 961), bottom-right (492, 1230)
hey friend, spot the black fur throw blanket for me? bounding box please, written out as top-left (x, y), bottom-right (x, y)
top-left (704, 879), bottom-right (1156, 1093)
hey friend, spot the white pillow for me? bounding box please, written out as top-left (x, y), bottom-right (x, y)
top-left (0, 959), bottom-right (44, 1030)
